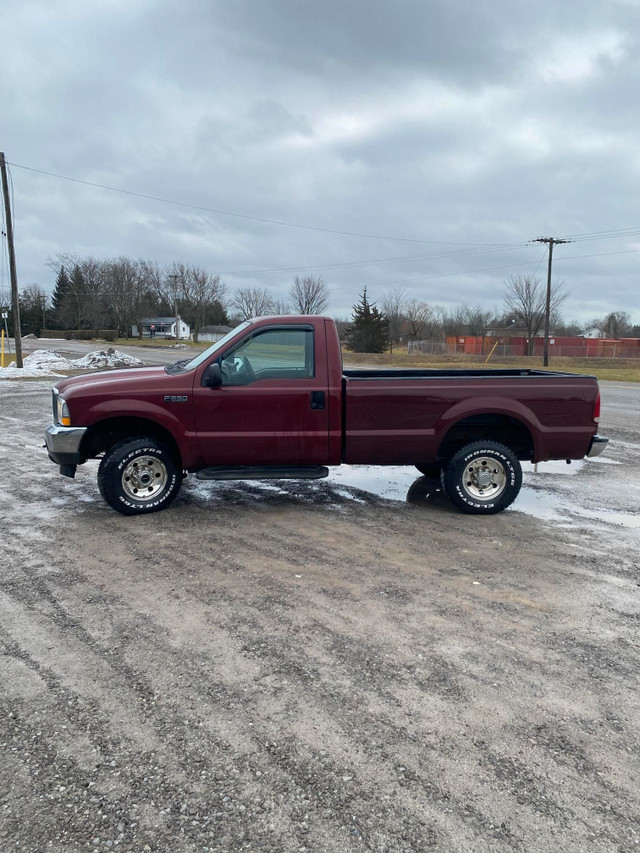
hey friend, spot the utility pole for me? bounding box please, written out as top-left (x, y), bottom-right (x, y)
top-left (168, 274), bottom-right (180, 341)
top-left (532, 236), bottom-right (572, 367)
top-left (0, 152), bottom-right (23, 367)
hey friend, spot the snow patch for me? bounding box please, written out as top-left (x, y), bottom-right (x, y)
top-left (0, 348), bottom-right (144, 379)
top-left (72, 349), bottom-right (144, 369)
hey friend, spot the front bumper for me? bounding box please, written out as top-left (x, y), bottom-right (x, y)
top-left (44, 423), bottom-right (87, 466)
top-left (587, 434), bottom-right (609, 458)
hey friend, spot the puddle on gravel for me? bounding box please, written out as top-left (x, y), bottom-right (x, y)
top-left (186, 459), bottom-right (638, 532)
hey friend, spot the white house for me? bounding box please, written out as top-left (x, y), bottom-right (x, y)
top-left (131, 317), bottom-right (191, 340)
top-left (199, 324), bottom-right (232, 342)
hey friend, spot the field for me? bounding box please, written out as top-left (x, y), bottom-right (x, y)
top-left (343, 350), bottom-right (640, 382)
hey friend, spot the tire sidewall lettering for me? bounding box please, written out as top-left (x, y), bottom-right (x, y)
top-left (99, 438), bottom-right (181, 515)
top-left (443, 441), bottom-right (522, 515)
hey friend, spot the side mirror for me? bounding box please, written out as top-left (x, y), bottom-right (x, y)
top-left (203, 363), bottom-right (223, 388)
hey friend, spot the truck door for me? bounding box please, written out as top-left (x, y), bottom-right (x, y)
top-left (192, 324), bottom-right (330, 466)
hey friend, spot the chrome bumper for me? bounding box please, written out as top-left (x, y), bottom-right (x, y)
top-left (587, 434), bottom-right (609, 458)
top-left (44, 423), bottom-right (87, 467)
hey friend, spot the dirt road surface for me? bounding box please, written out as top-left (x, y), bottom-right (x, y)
top-left (0, 379), bottom-right (638, 852)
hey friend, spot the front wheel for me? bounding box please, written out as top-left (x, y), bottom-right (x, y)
top-left (441, 441), bottom-right (522, 514)
top-left (98, 437), bottom-right (182, 516)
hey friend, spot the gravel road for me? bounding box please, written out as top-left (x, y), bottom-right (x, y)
top-left (0, 378), bottom-right (638, 852)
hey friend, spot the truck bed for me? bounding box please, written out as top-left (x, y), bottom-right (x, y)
top-left (341, 368), bottom-right (599, 465)
top-left (342, 368), bottom-right (594, 379)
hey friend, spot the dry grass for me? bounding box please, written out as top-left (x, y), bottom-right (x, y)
top-left (112, 338), bottom-right (208, 349)
top-left (342, 350), bottom-right (640, 382)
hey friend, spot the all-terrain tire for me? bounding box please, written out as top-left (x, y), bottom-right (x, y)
top-left (441, 441), bottom-right (522, 515)
top-left (98, 437), bottom-right (182, 516)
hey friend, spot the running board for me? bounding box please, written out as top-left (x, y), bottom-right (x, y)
top-left (196, 465), bottom-right (329, 481)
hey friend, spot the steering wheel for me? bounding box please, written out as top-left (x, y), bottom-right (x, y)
top-left (223, 354), bottom-right (255, 383)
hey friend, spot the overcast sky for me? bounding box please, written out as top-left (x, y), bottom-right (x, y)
top-left (2, 0), bottom-right (639, 324)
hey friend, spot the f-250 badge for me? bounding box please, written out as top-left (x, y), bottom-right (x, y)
top-left (164, 395), bottom-right (188, 403)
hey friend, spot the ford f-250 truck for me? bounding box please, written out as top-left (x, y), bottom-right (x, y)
top-left (45, 315), bottom-right (608, 516)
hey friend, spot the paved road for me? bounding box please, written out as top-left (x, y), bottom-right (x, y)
top-left (18, 337), bottom-right (204, 366)
top-left (599, 380), bottom-right (640, 419)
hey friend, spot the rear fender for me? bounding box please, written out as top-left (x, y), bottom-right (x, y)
top-left (436, 397), bottom-right (540, 457)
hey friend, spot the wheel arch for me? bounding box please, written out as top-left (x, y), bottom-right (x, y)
top-left (80, 417), bottom-right (182, 467)
top-left (437, 412), bottom-right (535, 463)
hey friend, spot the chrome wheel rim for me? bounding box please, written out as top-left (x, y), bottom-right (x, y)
top-left (462, 456), bottom-right (507, 501)
top-left (122, 456), bottom-right (168, 501)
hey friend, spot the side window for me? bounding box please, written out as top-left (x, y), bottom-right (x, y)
top-left (220, 328), bottom-right (314, 386)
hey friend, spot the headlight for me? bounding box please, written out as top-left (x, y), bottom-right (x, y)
top-left (56, 396), bottom-right (71, 426)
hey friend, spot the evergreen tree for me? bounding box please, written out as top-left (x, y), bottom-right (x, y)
top-left (345, 287), bottom-right (389, 353)
top-left (19, 284), bottom-right (49, 336)
top-left (69, 264), bottom-right (87, 329)
top-left (52, 266), bottom-right (71, 327)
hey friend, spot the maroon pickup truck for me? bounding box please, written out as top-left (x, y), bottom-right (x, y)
top-left (45, 315), bottom-right (608, 516)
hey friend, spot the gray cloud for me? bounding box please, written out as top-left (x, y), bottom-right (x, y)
top-left (2, 0), bottom-right (639, 324)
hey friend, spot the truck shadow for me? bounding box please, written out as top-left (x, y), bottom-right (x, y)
top-left (404, 476), bottom-right (455, 512)
top-left (181, 474), bottom-right (457, 513)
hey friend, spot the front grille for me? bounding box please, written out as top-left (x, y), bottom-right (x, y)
top-left (52, 388), bottom-right (58, 423)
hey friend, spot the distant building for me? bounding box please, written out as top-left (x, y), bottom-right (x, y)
top-left (443, 334), bottom-right (640, 357)
top-left (199, 324), bottom-right (232, 342)
top-left (131, 317), bottom-right (191, 340)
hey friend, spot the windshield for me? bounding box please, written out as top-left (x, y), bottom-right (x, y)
top-left (182, 321), bottom-right (251, 370)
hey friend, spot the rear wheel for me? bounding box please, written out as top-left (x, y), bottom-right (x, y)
top-left (441, 441), bottom-right (522, 514)
top-left (98, 437), bottom-right (182, 516)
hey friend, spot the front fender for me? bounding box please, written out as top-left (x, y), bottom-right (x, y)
top-left (80, 399), bottom-right (198, 467)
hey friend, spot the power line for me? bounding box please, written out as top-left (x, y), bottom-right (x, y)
top-left (530, 246), bottom-right (549, 280)
top-left (562, 226), bottom-right (640, 241)
top-left (8, 160), bottom-right (522, 249)
top-left (216, 241), bottom-right (531, 277)
top-left (352, 246), bottom-right (640, 290)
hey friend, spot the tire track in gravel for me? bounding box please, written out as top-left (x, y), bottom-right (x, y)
top-left (2, 380), bottom-right (640, 853)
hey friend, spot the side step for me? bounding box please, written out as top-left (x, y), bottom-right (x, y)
top-left (196, 465), bottom-right (329, 481)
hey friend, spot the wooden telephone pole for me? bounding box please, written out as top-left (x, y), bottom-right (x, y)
top-left (0, 152), bottom-right (23, 368)
top-left (532, 236), bottom-right (572, 367)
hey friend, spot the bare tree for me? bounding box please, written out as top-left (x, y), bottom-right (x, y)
top-left (46, 253), bottom-right (107, 331)
top-left (272, 298), bottom-right (291, 315)
top-left (0, 285), bottom-right (10, 311)
top-left (289, 276), bottom-right (329, 314)
top-left (380, 288), bottom-right (408, 352)
top-left (105, 258), bottom-right (147, 337)
top-left (180, 265), bottom-right (226, 342)
top-left (404, 299), bottom-right (437, 340)
top-left (463, 305), bottom-right (495, 336)
top-left (18, 284), bottom-right (50, 335)
top-left (600, 311), bottom-right (632, 338)
top-left (441, 304), bottom-right (470, 337)
top-left (231, 287), bottom-right (275, 320)
top-left (333, 316), bottom-right (350, 342)
top-left (504, 275), bottom-right (567, 355)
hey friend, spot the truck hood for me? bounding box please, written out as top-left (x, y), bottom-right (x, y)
top-left (55, 366), bottom-right (192, 398)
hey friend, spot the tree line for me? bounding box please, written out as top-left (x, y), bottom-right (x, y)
top-left (1, 255), bottom-right (331, 341)
top-left (0, 254), bottom-right (637, 351)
